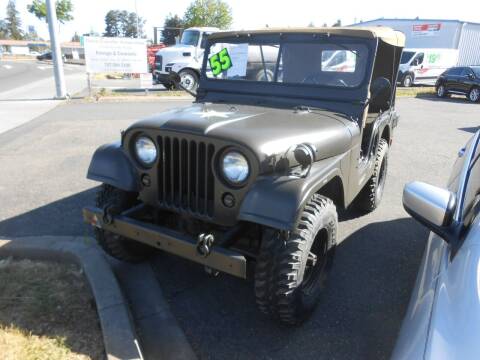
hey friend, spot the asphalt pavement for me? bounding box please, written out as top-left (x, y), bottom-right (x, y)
top-left (0, 60), bottom-right (86, 134)
top-left (0, 95), bottom-right (479, 359)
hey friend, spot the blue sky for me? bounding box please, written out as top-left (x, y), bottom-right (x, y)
top-left (1, 0), bottom-right (479, 42)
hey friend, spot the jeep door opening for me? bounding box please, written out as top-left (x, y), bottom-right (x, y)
top-left (83, 27), bottom-right (405, 325)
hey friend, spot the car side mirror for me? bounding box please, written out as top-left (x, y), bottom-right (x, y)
top-left (370, 77), bottom-right (392, 111)
top-left (468, 73), bottom-right (475, 80)
top-left (403, 181), bottom-right (456, 241)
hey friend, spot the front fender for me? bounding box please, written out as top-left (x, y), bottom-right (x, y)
top-left (86, 141), bottom-right (139, 192)
top-left (238, 153), bottom-right (347, 230)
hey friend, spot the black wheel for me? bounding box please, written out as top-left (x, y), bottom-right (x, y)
top-left (94, 184), bottom-right (152, 263)
top-left (437, 84), bottom-right (446, 98)
top-left (356, 139), bottom-right (389, 212)
top-left (255, 194), bottom-right (337, 325)
top-left (468, 87), bottom-right (480, 102)
top-left (177, 69), bottom-right (199, 92)
top-left (402, 74), bottom-right (413, 87)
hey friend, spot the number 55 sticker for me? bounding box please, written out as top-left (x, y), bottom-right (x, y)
top-left (209, 48), bottom-right (233, 76)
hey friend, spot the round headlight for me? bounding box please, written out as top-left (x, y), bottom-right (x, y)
top-left (135, 136), bottom-right (157, 166)
top-left (222, 151), bottom-right (249, 185)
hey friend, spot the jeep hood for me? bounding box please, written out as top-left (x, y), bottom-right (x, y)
top-left (129, 103), bottom-right (357, 163)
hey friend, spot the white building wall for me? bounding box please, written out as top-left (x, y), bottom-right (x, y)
top-left (457, 23), bottom-right (480, 65)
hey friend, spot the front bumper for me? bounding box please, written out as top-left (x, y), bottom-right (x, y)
top-left (83, 206), bottom-right (247, 278)
top-left (153, 71), bottom-right (172, 84)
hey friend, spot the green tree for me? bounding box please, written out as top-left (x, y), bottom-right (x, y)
top-left (183, 0), bottom-right (232, 29)
top-left (0, 20), bottom-right (8, 39)
top-left (162, 14), bottom-right (184, 45)
top-left (27, 0), bottom-right (74, 24)
top-left (123, 11), bottom-right (145, 38)
top-left (71, 31), bottom-right (80, 42)
top-left (5, 0), bottom-right (24, 39)
top-left (104, 10), bottom-right (122, 37)
top-left (332, 19), bottom-right (342, 27)
top-left (104, 10), bottom-right (145, 38)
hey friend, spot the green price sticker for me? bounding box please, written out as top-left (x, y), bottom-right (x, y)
top-left (209, 48), bottom-right (233, 76)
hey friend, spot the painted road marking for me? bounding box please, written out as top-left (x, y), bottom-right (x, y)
top-left (2, 65), bottom-right (12, 69)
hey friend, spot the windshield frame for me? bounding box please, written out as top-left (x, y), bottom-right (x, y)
top-left (180, 30), bottom-right (200, 46)
top-left (199, 33), bottom-right (377, 105)
top-left (471, 66), bottom-right (480, 78)
top-left (400, 51), bottom-right (415, 64)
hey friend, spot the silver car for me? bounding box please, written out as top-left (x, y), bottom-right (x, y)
top-left (392, 130), bottom-right (480, 360)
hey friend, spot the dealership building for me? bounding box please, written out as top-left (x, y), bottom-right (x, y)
top-left (353, 18), bottom-right (480, 65)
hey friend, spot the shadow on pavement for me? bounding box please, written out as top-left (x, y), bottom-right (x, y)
top-left (0, 188), bottom-right (97, 238)
top-left (151, 217), bottom-right (427, 360)
top-left (415, 94), bottom-right (478, 105)
top-left (458, 126), bottom-right (479, 134)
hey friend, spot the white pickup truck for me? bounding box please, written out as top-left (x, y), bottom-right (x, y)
top-left (153, 27), bottom-right (219, 91)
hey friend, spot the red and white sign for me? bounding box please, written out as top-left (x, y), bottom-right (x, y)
top-left (412, 23), bottom-right (442, 37)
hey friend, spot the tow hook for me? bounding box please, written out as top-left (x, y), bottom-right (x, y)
top-left (197, 233), bottom-right (215, 257)
top-left (102, 205), bottom-right (118, 225)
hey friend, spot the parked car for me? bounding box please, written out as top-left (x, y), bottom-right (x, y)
top-left (83, 27), bottom-right (405, 325)
top-left (37, 51), bottom-right (66, 62)
top-left (436, 66), bottom-right (480, 102)
top-left (393, 130), bottom-right (480, 359)
top-left (398, 48), bottom-right (458, 87)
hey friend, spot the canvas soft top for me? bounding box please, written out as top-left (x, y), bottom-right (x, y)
top-left (209, 26), bottom-right (406, 47)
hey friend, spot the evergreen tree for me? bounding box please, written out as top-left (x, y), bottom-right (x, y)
top-left (162, 14), bottom-right (184, 45)
top-left (5, 0), bottom-right (24, 40)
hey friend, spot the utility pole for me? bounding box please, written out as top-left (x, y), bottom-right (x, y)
top-left (134, 0), bottom-right (140, 38)
top-left (46, 0), bottom-right (67, 99)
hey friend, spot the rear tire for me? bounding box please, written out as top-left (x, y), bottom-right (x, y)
top-left (468, 87), bottom-right (480, 103)
top-left (94, 184), bottom-right (152, 263)
top-left (255, 194), bottom-right (337, 325)
top-left (356, 139), bottom-right (389, 212)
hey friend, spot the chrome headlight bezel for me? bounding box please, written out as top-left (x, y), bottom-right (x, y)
top-left (134, 135), bottom-right (158, 167)
top-left (221, 150), bottom-right (250, 186)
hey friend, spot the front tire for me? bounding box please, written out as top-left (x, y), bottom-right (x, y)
top-left (356, 139), bottom-right (389, 212)
top-left (94, 184), bottom-right (152, 263)
top-left (468, 87), bottom-right (480, 102)
top-left (402, 74), bottom-right (413, 87)
top-left (177, 69), bottom-right (199, 92)
top-left (437, 84), bottom-right (446, 98)
top-left (255, 194), bottom-right (337, 325)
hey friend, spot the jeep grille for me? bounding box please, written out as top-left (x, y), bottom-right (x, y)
top-left (157, 136), bottom-right (215, 217)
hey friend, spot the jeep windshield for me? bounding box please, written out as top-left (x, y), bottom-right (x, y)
top-left (203, 35), bottom-right (369, 88)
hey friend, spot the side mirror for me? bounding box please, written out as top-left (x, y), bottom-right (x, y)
top-left (370, 77), bottom-right (392, 111)
top-left (403, 181), bottom-right (456, 240)
top-left (468, 73), bottom-right (475, 80)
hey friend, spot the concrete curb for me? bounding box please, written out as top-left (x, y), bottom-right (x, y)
top-left (110, 259), bottom-right (197, 360)
top-left (0, 236), bottom-right (143, 360)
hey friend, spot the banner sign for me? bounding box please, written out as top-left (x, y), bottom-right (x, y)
top-left (84, 36), bottom-right (147, 73)
top-left (412, 23), bottom-right (442, 37)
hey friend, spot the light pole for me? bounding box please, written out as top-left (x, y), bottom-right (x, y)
top-left (46, 0), bottom-right (67, 98)
top-left (134, 0), bottom-right (140, 38)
